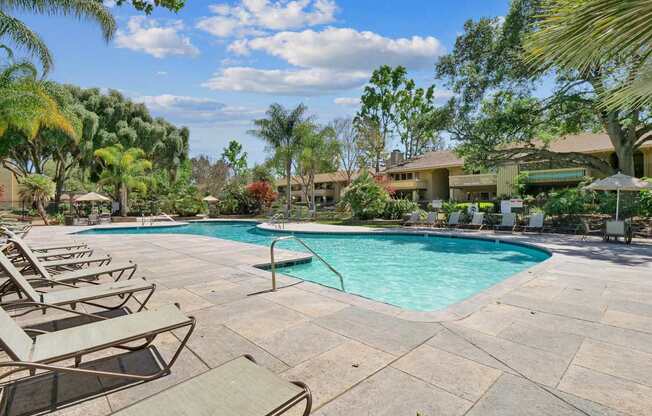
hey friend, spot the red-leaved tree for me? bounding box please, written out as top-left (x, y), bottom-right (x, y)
top-left (246, 181), bottom-right (277, 213)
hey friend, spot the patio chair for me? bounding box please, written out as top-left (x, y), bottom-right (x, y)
top-left (1, 228), bottom-right (88, 253)
top-left (88, 213), bottom-right (99, 225)
top-left (424, 212), bottom-right (438, 227)
top-left (403, 212), bottom-right (421, 226)
top-left (604, 220), bottom-right (633, 244)
top-left (112, 355), bottom-right (311, 416)
top-left (523, 213), bottom-right (544, 233)
top-left (99, 212), bottom-right (111, 224)
top-left (445, 211), bottom-right (461, 229)
top-left (0, 303), bottom-right (195, 385)
top-left (0, 252), bottom-right (155, 313)
top-left (464, 212), bottom-right (485, 230)
top-left (494, 213), bottom-right (516, 232)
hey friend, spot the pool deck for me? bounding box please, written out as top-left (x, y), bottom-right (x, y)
top-left (4, 223), bottom-right (652, 415)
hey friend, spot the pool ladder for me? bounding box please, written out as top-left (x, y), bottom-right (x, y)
top-left (269, 236), bottom-right (346, 292)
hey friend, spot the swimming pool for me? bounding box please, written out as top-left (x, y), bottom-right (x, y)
top-left (78, 222), bottom-right (550, 311)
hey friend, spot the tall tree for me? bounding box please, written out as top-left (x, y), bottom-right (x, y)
top-left (190, 155), bottom-right (229, 197)
top-left (294, 123), bottom-right (339, 210)
top-left (355, 117), bottom-right (386, 174)
top-left (356, 65), bottom-right (406, 171)
top-left (331, 117), bottom-right (359, 185)
top-left (436, 0), bottom-right (651, 176)
top-left (221, 139), bottom-right (248, 178)
top-left (94, 144), bottom-right (152, 216)
top-left (250, 103), bottom-right (310, 213)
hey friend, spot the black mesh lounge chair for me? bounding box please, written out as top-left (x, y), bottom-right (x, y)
top-left (0, 304), bottom-right (195, 386)
top-left (112, 355), bottom-right (311, 416)
top-left (0, 253), bottom-right (154, 314)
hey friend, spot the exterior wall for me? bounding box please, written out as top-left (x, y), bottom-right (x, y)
top-left (430, 169), bottom-right (450, 200)
top-left (497, 164), bottom-right (519, 197)
top-left (0, 168), bottom-right (20, 209)
top-left (644, 149), bottom-right (652, 177)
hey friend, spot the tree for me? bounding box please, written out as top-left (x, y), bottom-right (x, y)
top-left (94, 144), bottom-right (152, 216)
top-left (355, 118), bottom-right (387, 174)
top-left (356, 65), bottom-right (406, 172)
top-left (221, 140), bottom-right (248, 177)
top-left (341, 171), bottom-right (389, 220)
top-left (18, 173), bottom-right (54, 224)
top-left (251, 162), bottom-right (275, 184)
top-left (525, 0), bottom-right (652, 111)
top-left (190, 155), bottom-right (228, 197)
top-left (436, 0), bottom-right (651, 176)
top-left (331, 117), bottom-right (359, 185)
top-left (294, 123), bottom-right (340, 210)
top-left (250, 103), bottom-right (310, 213)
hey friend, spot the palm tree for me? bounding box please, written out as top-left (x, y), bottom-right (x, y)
top-left (94, 144), bottom-right (152, 216)
top-left (250, 103), bottom-right (310, 213)
top-left (18, 173), bottom-right (54, 224)
top-left (295, 123), bottom-right (340, 210)
top-left (0, 0), bottom-right (116, 74)
top-left (525, 0), bottom-right (652, 110)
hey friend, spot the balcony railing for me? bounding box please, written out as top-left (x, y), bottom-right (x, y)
top-left (522, 167), bottom-right (591, 184)
top-left (388, 179), bottom-right (428, 190)
top-left (449, 173), bottom-right (497, 188)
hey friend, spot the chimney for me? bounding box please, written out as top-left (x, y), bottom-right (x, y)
top-left (388, 149), bottom-right (404, 167)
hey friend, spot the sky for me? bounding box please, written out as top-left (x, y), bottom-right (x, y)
top-left (15, 0), bottom-right (510, 165)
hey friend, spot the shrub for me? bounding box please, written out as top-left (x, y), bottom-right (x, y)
top-left (442, 201), bottom-right (495, 214)
top-left (639, 188), bottom-right (652, 217)
top-left (543, 187), bottom-right (593, 217)
top-left (218, 181), bottom-right (252, 215)
top-left (341, 171), bottom-right (389, 219)
top-left (246, 181), bottom-right (277, 214)
top-left (383, 198), bottom-right (419, 220)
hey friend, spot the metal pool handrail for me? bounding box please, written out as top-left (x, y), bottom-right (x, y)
top-left (269, 213), bottom-right (285, 229)
top-left (269, 236), bottom-right (345, 292)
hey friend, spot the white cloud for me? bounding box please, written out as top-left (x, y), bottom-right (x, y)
top-left (334, 97), bottom-right (360, 106)
top-left (136, 94), bottom-right (261, 123)
top-left (115, 16), bottom-right (199, 58)
top-left (230, 27), bottom-right (444, 70)
top-left (203, 66), bottom-right (368, 95)
top-left (196, 0), bottom-right (337, 38)
top-left (156, 71), bottom-right (168, 76)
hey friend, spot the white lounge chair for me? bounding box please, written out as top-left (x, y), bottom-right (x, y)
top-left (494, 213), bottom-right (516, 232)
top-left (404, 212), bottom-right (421, 226)
top-left (424, 212), bottom-right (438, 227)
top-left (446, 211), bottom-right (461, 228)
top-left (464, 212), bottom-right (485, 230)
top-left (523, 213), bottom-right (544, 233)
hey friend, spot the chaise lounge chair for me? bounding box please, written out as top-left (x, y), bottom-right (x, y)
top-left (523, 213), bottom-right (544, 233)
top-left (445, 211), bottom-right (461, 229)
top-left (1, 227), bottom-right (88, 253)
top-left (423, 212), bottom-right (438, 227)
top-left (112, 355), bottom-right (311, 416)
top-left (0, 253), bottom-right (155, 313)
top-left (464, 212), bottom-right (485, 230)
top-left (404, 212), bottom-right (421, 226)
top-left (494, 213), bottom-right (516, 232)
top-left (0, 303), bottom-right (195, 385)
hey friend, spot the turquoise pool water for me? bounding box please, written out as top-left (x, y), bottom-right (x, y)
top-left (78, 222), bottom-right (550, 311)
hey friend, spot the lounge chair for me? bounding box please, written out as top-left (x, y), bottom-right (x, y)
top-left (1, 227), bottom-right (88, 253)
top-left (464, 212), bottom-right (485, 230)
top-left (604, 220), bottom-right (633, 244)
top-left (112, 355), bottom-right (311, 416)
top-left (0, 253), bottom-right (154, 313)
top-left (424, 212), bottom-right (438, 227)
top-left (445, 211), bottom-right (461, 229)
top-left (404, 212), bottom-right (421, 226)
top-left (494, 213), bottom-right (516, 232)
top-left (0, 304), bottom-right (195, 385)
top-left (523, 213), bottom-right (544, 233)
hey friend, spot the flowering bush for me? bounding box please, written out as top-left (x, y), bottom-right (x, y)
top-left (341, 171), bottom-right (389, 219)
top-left (246, 181), bottom-right (277, 213)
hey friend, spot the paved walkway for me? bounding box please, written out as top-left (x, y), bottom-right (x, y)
top-left (3, 224), bottom-right (652, 415)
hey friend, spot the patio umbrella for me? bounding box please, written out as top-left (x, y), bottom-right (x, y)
top-left (75, 192), bottom-right (112, 202)
top-left (585, 173), bottom-right (652, 220)
top-left (202, 195), bottom-right (219, 203)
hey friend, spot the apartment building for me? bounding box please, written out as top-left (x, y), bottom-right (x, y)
top-left (277, 133), bottom-right (652, 204)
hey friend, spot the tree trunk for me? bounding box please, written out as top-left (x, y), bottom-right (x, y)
top-left (53, 161), bottom-right (65, 211)
top-left (285, 160), bottom-right (292, 214)
top-left (606, 118), bottom-right (636, 176)
top-left (119, 183), bottom-right (128, 216)
top-left (37, 201), bottom-right (49, 225)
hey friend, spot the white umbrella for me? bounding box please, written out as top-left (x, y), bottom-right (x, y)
top-left (585, 173), bottom-right (652, 220)
top-left (202, 195), bottom-right (219, 203)
top-left (75, 192), bottom-right (112, 202)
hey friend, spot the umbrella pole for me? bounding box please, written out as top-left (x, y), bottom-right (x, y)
top-left (616, 189), bottom-right (620, 221)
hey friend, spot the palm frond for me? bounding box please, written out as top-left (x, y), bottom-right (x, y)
top-left (0, 10), bottom-right (52, 73)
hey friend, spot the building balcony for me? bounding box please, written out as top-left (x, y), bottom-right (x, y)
top-left (449, 173), bottom-right (497, 188)
top-left (522, 167), bottom-right (592, 184)
top-left (388, 179), bottom-right (428, 190)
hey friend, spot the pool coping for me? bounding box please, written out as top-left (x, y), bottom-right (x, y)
top-left (74, 219), bottom-right (561, 322)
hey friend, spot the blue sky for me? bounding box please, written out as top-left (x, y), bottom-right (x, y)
top-left (17, 0), bottom-right (510, 164)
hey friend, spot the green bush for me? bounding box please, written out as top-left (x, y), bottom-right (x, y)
top-left (383, 198), bottom-right (419, 220)
top-left (543, 187), bottom-right (592, 217)
top-left (218, 181), bottom-right (253, 215)
top-left (341, 171), bottom-right (389, 220)
top-left (442, 201), bottom-right (495, 214)
top-left (639, 189), bottom-right (652, 217)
